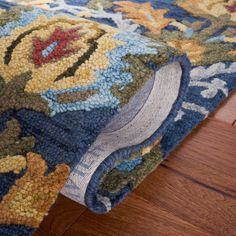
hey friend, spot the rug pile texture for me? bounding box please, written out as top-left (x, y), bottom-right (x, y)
top-left (0, 0), bottom-right (236, 235)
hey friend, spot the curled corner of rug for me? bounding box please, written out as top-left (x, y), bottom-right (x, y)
top-left (61, 57), bottom-right (192, 213)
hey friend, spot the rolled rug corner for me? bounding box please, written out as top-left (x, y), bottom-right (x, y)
top-left (61, 55), bottom-right (191, 213)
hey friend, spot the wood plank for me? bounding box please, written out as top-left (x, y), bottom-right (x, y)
top-left (63, 194), bottom-right (213, 236)
top-left (34, 194), bottom-right (86, 236)
top-left (133, 163), bottom-right (236, 236)
top-left (210, 91), bottom-right (236, 125)
top-left (166, 118), bottom-right (236, 198)
top-left (133, 118), bottom-right (236, 236)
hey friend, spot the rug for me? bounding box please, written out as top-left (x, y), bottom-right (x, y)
top-left (0, 1), bottom-right (235, 235)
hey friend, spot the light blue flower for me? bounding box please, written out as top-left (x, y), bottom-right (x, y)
top-left (0, 8), bottom-right (54, 37)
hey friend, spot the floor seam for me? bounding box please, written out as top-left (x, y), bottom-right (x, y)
top-left (60, 208), bottom-right (87, 236)
top-left (160, 163), bottom-right (236, 199)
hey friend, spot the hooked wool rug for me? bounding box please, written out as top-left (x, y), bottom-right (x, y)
top-left (0, 0), bottom-right (235, 235)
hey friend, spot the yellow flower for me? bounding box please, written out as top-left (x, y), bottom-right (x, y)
top-left (0, 152), bottom-right (70, 227)
top-left (177, 0), bottom-right (236, 21)
top-left (167, 39), bottom-right (207, 63)
top-left (141, 138), bottom-right (161, 155)
top-left (0, 155), bottom-right (26, 174)
top-left (114, 1), bottom-right (175, 34)
top-left (7, 0), bottom-right (53, 9)
top-left (228, 50), bottom-right (236, 56)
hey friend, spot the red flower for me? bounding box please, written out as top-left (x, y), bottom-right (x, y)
top-left (224, 2), bottom-right (236, 13)
top-left (32, 27), bottom-right (81, 67)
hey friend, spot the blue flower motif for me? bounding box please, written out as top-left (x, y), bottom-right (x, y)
top-left (116, 157), bottom-right (143, 172)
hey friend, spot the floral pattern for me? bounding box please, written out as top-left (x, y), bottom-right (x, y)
top-left (114, 2), bottom-right (175, 34)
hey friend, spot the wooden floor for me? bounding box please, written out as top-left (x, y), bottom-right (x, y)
top-left (35, 91), bottom-right (236, 236)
